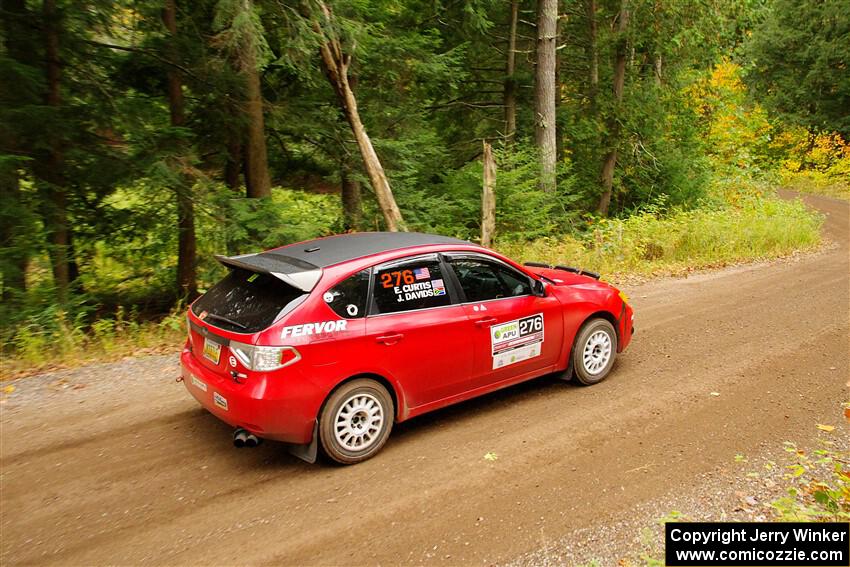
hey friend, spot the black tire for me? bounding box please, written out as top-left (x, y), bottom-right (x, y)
top-left (319, 379), bottom-right (394, 465)
top-left (571, 318), bottom-right (618, 386)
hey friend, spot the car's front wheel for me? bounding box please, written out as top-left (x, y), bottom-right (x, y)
top-left (571, 318), bottom-right (618, 386)
top-left (319, 378), bottom-right (394, 465)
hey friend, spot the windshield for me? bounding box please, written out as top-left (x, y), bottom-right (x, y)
top-left (192, 268), bottom-right (306, 333)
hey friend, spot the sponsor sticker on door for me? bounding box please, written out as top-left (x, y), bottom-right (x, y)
top-left (490, 313), bottom-right (544, 369)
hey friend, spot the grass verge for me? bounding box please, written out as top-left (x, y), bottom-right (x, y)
top-left (497, 190), bottom-right (822, 283)
top-left (2, 308), bottom-right (185, 380)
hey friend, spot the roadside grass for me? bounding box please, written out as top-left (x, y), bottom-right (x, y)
top-left (1, 187), bottom-right (823, 380)
top-left (1, 307), bottom-right (185, 380)
top-left (497, 189), bottom-right (822, 283)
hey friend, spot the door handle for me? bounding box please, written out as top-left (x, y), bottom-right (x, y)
top-left (376, 333), bottom-right (404, 345)
top-left (474, 316), bottom-right (498, 327)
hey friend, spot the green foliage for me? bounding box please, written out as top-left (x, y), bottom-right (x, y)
top-left (210, 186), bottom-right (342, 255)
top-left (2, 302), bottom-right (187, 379)
top-left (745, 0), bottom-right (850, 137)
top-left (771, 440), bottom-right (850, 521)
top-left (212, 0), bottom-right (274, 69)
top-left (496, 182), bottom-right (822, 280)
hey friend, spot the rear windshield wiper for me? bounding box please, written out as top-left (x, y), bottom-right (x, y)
top-left (204, 312), bottom-right (248, 330)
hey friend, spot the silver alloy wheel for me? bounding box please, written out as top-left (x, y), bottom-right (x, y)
top-left (334, 392), bottom-right (384, 452)
top-left (582, 329), bottom-right (612, 375)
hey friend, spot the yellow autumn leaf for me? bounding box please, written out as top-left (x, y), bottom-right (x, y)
top-left (816, 424), bottom-right (835, 432)
top-left (2, 385), bottom-right (14, 394)
top-left (483, 452), bottom-right (498, 462)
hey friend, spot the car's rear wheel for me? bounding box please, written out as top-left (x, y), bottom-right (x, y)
top-left (571, 318), bottom-right (618, 386)
top-left (319, 379), bottom-right (394, 465)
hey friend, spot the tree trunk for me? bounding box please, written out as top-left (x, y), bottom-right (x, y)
top-left (225, 0), bottom-right (272, 198)
top-left (503, 0), bottom-right (519, 143)
top-left (314, 1), bottom-right (406, 231)
top-left (597, 0), bottom-right (629, 216)
top-left (652, 0), bottom-right (662, 86)
top-left (587, 0), bottom-right (599, 109)
top-left (341, 165), bottom-right (362, 231)
top-left (42, 0), bottom-right (72, 302)
top-left (534, 0), bottom-right (558, 193)
top-left (481, 141), bottom-right (497, 247)
top-left (163, 0), bottom-right (197, 298)
top-left (243, 39), bottom-right (272, 198)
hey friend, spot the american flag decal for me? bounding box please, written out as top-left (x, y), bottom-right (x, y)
top-left (414, 267), bottom-right (431, 280)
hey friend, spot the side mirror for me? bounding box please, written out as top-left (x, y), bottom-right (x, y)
top-left (532, 279), bottom-right (547, 297)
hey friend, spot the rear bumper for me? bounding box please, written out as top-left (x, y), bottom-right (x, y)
top-left (180, 345), bottom-right (318, 444)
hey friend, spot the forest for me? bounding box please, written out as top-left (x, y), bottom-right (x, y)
top-left (1, 0), bottom-right (848, 373)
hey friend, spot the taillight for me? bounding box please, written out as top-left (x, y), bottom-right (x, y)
top-left (229, 341), bottom-right (301, 372)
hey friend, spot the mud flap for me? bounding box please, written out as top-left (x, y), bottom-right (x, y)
top-left (556, 356), bottom-right (574, 381)
top-left (287, 420), bottom-right (319, 464)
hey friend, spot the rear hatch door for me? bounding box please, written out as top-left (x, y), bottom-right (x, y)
top-left (189, 268), bottom-right (308, 376)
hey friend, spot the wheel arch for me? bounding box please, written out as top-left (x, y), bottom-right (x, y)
top-left (583, 309), bottom-right (620, 343)
top-left (320, 373), bottom-right (404, 423)
top-left (567, 309), bottom-right (621, 364)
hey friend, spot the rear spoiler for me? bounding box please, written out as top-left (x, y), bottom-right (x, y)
top-left (524, 262), bottom-right (601, 280)
top-left (215, 252), bottom-right (323, 292)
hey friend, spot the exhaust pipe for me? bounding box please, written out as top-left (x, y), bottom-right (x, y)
top-left (233, 427), bottom-right (262, 448)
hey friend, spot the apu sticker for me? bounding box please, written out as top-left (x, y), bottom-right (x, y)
top-left (490, 313), bottom-right (544, 369)
top-left (281, 320), bottom-right (347, 339)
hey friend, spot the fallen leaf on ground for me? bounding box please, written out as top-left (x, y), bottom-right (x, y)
top-left (483, 452), bottom-right (498, 462)
top-left (816, 424), bottom-right (834, 432)
top-left (2, 385), bottom-right (15, 394)
top-left (710, 392), bottom-right (720, 396)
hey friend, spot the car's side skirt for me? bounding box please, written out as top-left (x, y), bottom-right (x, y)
top-left (402, 364), bottom-right (559, 422)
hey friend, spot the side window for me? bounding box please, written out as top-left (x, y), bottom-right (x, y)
top-left (325, 269), bottom-right (369, 319)
top-left (449, 257), bottom-right (531, 302)
top-left (372, 259), bottom-right (451, 314)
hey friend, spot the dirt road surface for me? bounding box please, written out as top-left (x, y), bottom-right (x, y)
top-left (2, 193), bottom-right (848, 566)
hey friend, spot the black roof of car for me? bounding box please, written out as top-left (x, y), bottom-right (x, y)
top-left (216, 232), bottom-right (474, 291)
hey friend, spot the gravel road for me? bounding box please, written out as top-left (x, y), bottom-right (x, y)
top-left (1, 192), bottom-right (848, 566)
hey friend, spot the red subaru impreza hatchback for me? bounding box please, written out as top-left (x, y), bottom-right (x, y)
top-left (181, 232), bottom-right (634, 464)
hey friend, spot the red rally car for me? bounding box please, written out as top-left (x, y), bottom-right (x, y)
top-left (181, 232), bottom-right (634, 464)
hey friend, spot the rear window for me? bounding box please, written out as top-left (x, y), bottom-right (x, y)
top-left (192, 268), bottom-right (306, 333)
